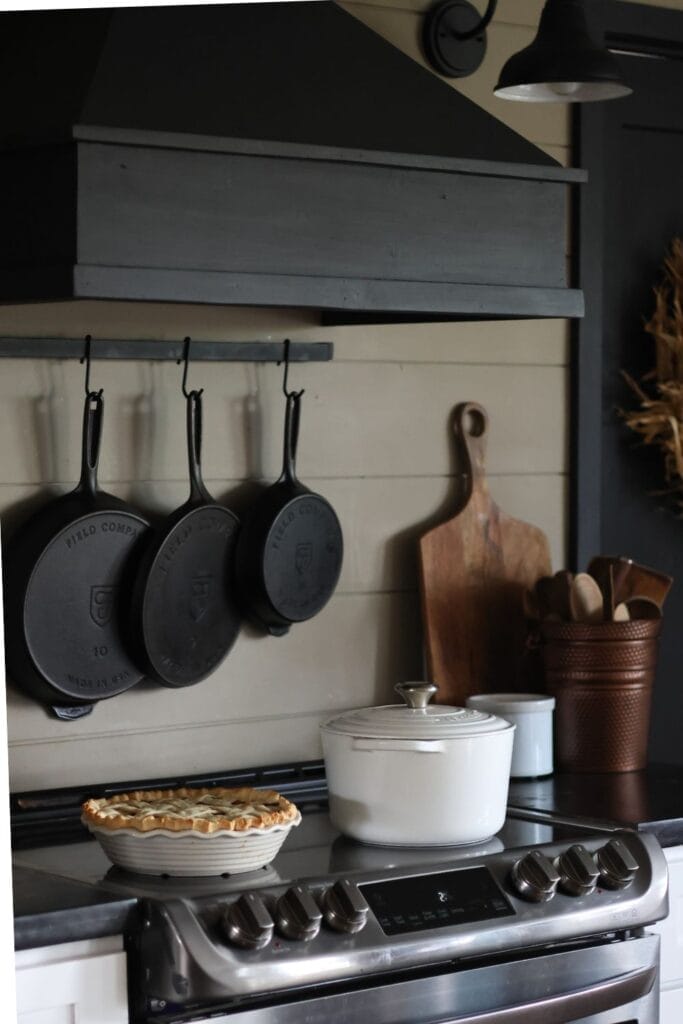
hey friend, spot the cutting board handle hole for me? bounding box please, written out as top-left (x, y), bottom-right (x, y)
top-left (460, 404), bottom-right (487, 439)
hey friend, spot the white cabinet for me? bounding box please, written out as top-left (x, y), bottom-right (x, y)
top-left (14, 936), bottom-right (128, 1024)
top-left (650, 844), bottom-right (683, 1024)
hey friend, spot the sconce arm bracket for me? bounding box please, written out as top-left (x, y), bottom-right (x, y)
top-left (423, 0), bottom-right (498, 78)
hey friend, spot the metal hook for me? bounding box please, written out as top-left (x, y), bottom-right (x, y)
top-left (177, 336), bottom-right (203, 399)
top-left (79, 335), bottom-right (103, 398)
top-left (278, 339), bottom-right (305, 400)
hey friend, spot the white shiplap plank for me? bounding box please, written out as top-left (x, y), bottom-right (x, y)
top-left (0, 306), bottom-right (569, 365)
top-left (0, 471), bottom-right (566, 594)
top-left (0, 361), bottom-right (567, 485)
top-left (8, 591), bottom-right (423, 788)
top-left (310, 473), bottom-right (567, 591)
top-left (0, 301), bottom-right (318, 342)
top-left (9, 711), bottom-right (328, 791)
top-left (317, 319), bottom-right (569, 365)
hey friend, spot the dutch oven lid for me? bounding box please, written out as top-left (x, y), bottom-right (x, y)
top-left (321, 682), bottom-right (514, 740)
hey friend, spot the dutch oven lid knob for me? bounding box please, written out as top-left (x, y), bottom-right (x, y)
top-left (395, 681), bottom-right (438, 710)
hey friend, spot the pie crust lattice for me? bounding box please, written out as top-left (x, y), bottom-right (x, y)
top-left (82, 786), bottom-right (299, 835)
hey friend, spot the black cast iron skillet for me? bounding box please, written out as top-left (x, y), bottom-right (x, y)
top-left (128, 389), bottom-right (241, 687)
top-left (236, 390), bottom-right (343, 636)
top-left (3, 390), bottom-right (150, 719)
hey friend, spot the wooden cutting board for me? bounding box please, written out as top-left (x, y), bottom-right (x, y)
top-left (418, 401), bottom-right (552, 706)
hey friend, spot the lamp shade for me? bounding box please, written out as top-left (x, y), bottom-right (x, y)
top-left (494, 0), bottom-right (632, 102)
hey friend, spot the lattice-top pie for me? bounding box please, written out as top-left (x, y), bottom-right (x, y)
top-left (82, 786), bottom-right (300, 835)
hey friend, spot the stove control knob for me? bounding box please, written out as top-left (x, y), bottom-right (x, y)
top-left (511, 850), bottom-right (560, 902)
top-left (321, 879), bottom-right (370, 934)
top-left (276, 885), bottom-right (322, 941)
top-left (223, 892), bottom-right (274, 950)
top-left (555, 844), bottom-right (600, 897)
top-left (595, 838), bottom-right (639, 890)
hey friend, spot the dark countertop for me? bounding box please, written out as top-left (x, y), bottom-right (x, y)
top-left (13, 863), bottom-right (138, 951)
top-left (508, 761), bottom-right (683, 847)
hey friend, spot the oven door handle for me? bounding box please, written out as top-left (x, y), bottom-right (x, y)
top-left (444, 965), bottom-right (657, 1024)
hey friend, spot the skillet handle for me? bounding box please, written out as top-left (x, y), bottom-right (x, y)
top-left (77, 390), bottom-right (104, 499)
top-left (186, 390), bottom-right (211, 503)
top-left (281, 392), bottom-right (302, 484)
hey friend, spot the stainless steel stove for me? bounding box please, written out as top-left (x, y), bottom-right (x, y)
top-left (15, 795), bottom-right (669, 1024)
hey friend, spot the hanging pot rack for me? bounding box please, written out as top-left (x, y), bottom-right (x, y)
top-left (0, 337), bottom-right (332, 364)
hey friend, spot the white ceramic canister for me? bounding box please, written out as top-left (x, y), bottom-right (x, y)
top-left (465, 693), bottom-right (555, 779)
top-left (320, 682), bottom-right (515, 847)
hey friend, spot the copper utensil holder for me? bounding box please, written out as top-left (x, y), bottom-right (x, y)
top-left (541, 620), bottom-right (662, 773)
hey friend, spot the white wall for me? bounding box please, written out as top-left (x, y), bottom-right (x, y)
top-left (6, 0), bottom-right (660, 791)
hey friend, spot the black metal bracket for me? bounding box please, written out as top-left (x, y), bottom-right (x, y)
top-left (422, 0), bottom-right (497, 78)
top-left (0, 337), bottom-right (333, 363)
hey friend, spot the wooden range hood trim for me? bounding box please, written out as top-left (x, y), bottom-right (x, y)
top-left (68, 267), bottom-right (584, 321)
top-left (73, 124), bottom-right (587, 187)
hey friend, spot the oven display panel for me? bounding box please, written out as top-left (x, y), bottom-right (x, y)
top-left (360, 867), bottom-right (515, 935)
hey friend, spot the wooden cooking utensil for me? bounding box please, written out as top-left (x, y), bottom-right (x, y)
top-left (587, 555), bottom-right (673, 609)
top-left (569, 573), bottom-right (604, 623)
top-left (418, 402), bottom-right (552, 705)
top-left (534, 577), bottom-right (558, 621)
top-left (551, 570), bottom-right (574, 621)
top-left (534, 572), bottom-right (573, 621)
top-left (612, 602), bottom-right (631, 622)
top-left (624, 596), bottom-right (662, 620)
top-left (585, 560), bottom-right (615, 621)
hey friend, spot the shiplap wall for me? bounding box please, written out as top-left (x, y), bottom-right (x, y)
top-left (3, 0), bottom-right (673, 791)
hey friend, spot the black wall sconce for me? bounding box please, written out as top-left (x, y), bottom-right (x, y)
top-left (422, 0), bottom-right (632, 102)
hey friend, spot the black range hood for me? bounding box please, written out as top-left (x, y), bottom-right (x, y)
top-left (0, 2), bottom-right (584, 322)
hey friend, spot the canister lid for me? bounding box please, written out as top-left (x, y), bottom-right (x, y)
top-left (321, 682), bottom-right (514, 740)
top-left (466, 693), bottom-right (555, 715)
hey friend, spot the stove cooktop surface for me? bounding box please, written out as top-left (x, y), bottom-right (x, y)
top-left (13, 808), bottom-right (620, 899)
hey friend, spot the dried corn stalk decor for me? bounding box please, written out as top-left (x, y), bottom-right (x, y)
top-left (622, 238), bottom-right (683, 509)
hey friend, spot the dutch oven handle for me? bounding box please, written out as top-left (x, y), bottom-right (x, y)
top-left (186, 389), bottom-right (212, 505)
top-left (76, 390), bottom-right (104, 501)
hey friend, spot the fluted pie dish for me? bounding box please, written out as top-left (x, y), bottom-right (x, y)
top-left (81, 786), bottom-right (301, 876)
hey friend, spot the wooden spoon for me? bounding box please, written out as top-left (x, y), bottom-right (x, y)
top-left (535, 577), bottom-right (558, 621)
top-left (612, 602), bottom-right (631, 622)
top-left (552, 570), bottom-right (574, 621)
top-left (588, 555), bottom-right (673, 609)
top-left (619, 562), bottom-right (673, 608)
top-left (569, 573), bottom-right (604, 623)
top-left (586, 561), bottom-right (614, 621)
top-left (624, 596), bottom-right (662, 620)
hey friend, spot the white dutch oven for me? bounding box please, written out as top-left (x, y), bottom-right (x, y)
top-left (321, 682), bottom-right (515, 847)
